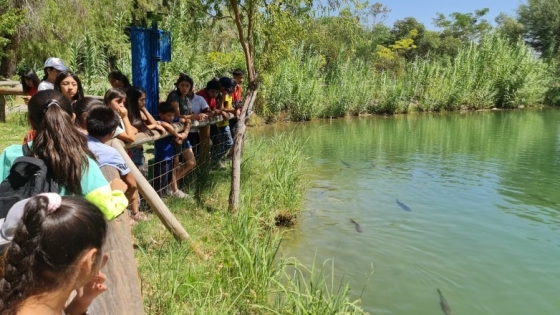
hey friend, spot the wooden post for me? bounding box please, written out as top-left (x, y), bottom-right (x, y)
top-left (0, 95), bottom-right (5, 123)
top-left (0, 84), bottom-right (26, 123)
top-left (88, 165), bottom-right (145, 315)
top-left (198, 124), bottom-right (211, 164)
top-left (109, 140), bottom-right (207, 259)
top-left (228, 89), bottom-right (257, 212)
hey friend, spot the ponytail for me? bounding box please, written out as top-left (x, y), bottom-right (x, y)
top-left (27, 90), bottom-right (95, 195)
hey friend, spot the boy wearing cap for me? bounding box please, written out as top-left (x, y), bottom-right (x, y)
top-left (38, 57), bottom-right (69, 91)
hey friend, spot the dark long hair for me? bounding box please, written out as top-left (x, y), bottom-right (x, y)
top-left (103, 87), bottom-right (126, 107)
top-left (108, 70), bottom-right (131, 88)
top-left (54, 71), bottom-right (84, 101)
top-left (0, 195), bottom-right (108, 315)
top-left (125, 86), bottom-right (152, 136)
top-left (173, 73), bottom-right (194, 95)
top-left (20, 70), bottom-right (40, 95)
top-left (27, 90), bottom-right (94, 195)
top-left (74, 97), bottom-right (105, 128)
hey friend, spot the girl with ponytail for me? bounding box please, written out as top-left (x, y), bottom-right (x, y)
top-left (0, 90), bottom-right (128, 220)
top-left (0, 194), bottom-right (109, 315)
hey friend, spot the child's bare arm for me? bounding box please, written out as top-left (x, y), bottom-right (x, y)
top-left (146, 123), bottom-right (166, 134)
top-left (160, 121), bottom-right (181, 138)
top-left (116, 107), bottom-right (138, 142)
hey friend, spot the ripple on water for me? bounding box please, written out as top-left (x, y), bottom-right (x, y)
top-left (279, 109), bottom-right (560, 315)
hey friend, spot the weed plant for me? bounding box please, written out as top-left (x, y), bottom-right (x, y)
top-left (133, 134), bottom-right (367, 314)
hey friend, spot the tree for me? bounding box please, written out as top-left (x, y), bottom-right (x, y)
top-left (433, 8), bottom-right (492, 43)
top-left (518, 0), bottom-right (560, 58)
top-left (218, 0), bottom-right (315, 211)
top-left (0, 0), bottom-right (25, 78)
top-left (495, 12), bottom-right (524, 44)
top-left (390, 17), bottom-right (426, 60)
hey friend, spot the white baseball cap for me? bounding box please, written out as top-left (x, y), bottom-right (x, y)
top-left (44, 57), bottom-right (69, 72)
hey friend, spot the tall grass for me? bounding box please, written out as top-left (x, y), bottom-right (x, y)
top-left (133, 134), bottom-right (366, 314)
top-left (260, 33), bottom-right (553, 120)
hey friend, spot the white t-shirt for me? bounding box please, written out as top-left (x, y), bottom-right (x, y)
top-left (191, 95), bottom-right (209, 114)
top-left (37, 81), bottom-right (54, 91)
top-left (189, 95), bottom-right (209, 133)
top-left (113, 117), bottom-right (125, 138)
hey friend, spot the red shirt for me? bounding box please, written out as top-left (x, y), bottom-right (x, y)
top-left (232, 85), bottom-right (242, 103)
top-left (22, 130), bottom-right (34, 145)
top-left (28, 86), bottom-right (38, 97)
top-left (196, 89), bottom-right (217, 110)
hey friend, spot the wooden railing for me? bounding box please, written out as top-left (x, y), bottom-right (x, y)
top-left (0, 81), bottom-right (25, 123)
top-left (0, 81), bottom-right (106, 122)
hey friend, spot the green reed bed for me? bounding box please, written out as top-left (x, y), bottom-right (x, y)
top-left (133, 134), bottom-right (367, 315)
top-left (261, 33), bottom-right (553, 120)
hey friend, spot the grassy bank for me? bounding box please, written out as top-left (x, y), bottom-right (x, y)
top-left (0, 117), bottom-right (366, 314)
top-left (133, 135), bottom-right (367, 314)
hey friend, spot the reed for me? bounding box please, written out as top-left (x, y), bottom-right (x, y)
top-left (260, 32), bottom-right (553, 120)
top-left (133, 134), bottom-right (366, 314)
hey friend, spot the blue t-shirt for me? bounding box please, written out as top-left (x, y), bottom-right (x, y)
top-left (154, 118), bottom-right (179, 162)
top-left (87, 135), bottom-right (130, 176)
top-left (155, 137), bottom-right (174, 162)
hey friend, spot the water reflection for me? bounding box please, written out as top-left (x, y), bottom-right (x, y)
top-left (259, 108), bottom-right (560, 314)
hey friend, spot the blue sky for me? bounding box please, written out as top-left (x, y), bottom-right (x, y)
top-left (376, 0), bottom-right (523, 29)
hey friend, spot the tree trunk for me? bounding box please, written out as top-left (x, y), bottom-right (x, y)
top-left (228, 89), bottom-right (257, 212)
top-left (0, 34), bottom-right (19, 79)
top-left (228, 0), bottom-right (258, 212)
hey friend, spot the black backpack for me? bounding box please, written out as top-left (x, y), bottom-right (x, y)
top-left (0, 145), bottom-right (59, 219)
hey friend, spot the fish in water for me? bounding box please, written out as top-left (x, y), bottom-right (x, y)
top-left (350, 219), bottom-right (363, 233)
top-left (437, 288), bottom-right (452, 315)
top-left (340, 159), bottom-right (351, 168)
top-left (396, 199), bottom-right (411, 212)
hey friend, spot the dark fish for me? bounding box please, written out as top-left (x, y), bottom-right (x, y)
top-left (437, 288), bottom-right (452, 315)
top-left (396, 199), bottom-right (411, 212)
top-left (350, 219), bottom-right (363, 233)
top-left (340, 159), bottom-right (351, 168)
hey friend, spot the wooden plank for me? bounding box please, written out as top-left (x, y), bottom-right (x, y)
top-left (87, 165), bottom-right (145, 315)
top-left (0, 81), bottom-right (21, 87)
top-left (0, 87), bottom-right (25, 96)
top-left (109, 140), bottom-right (207, 259)
top-left (124, 113), bottom-right (233, 149)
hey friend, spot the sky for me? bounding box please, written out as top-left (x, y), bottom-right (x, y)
top-left (376, 0), bottom-right (524, 29)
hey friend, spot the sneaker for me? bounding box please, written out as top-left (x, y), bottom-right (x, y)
top-left (217, 160), bottom-right (227, 170)
top-left (129, 210), bottom-right (148, 225)
top-left (169, 189), bottom-right (189, 198)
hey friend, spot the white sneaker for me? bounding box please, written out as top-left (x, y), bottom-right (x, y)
top-left (168, 189), bottom-right (189, 198)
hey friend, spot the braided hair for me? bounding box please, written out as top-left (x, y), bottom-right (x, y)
top-left (0, 195), bottom-right (107, 315)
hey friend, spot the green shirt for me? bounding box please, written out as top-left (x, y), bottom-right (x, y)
top-left (0, 144), bottom-right (128, 220)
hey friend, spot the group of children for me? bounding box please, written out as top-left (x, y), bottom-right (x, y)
top-left (0, 88), bottom-right (129, 314)
top-left (0, 57), bottom-right (247, 314)
top-left (19, 57), bottom-right (246, 206)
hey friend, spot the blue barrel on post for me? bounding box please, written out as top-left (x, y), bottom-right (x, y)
top-left (130, 24), bottom-right (172, 116)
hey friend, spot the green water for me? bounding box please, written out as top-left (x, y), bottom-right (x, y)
top-left (269, 109), bottom-right (560, 314)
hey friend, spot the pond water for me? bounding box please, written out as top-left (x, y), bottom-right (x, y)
top-left (265, 109), bottom-right (560, 314)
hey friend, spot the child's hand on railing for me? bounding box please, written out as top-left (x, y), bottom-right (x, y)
top-left (195, 113), bottom-right (208, 121)
top-left (110, 178), bottom-right (128, 193)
